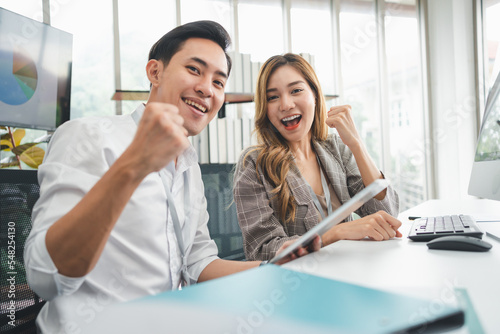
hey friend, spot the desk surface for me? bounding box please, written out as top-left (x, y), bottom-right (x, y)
top-left (284, 198), bottom-right (500, 333)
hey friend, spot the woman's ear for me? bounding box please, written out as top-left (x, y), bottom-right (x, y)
top-left (146, 59), bottom-right (162, 87)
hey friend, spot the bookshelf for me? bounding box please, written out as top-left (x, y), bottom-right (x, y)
top-left (112, 90), bottom-right (338, 114)
top-left (113, 90), bottom-right (338, 165)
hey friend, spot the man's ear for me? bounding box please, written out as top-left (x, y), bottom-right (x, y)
top-left (146, 59), bottom-right (163, 87)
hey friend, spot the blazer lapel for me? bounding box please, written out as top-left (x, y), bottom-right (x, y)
top-left (313, 141), bottom-right (350, 205)
top-left (287, 160), bottom-right (321, 230)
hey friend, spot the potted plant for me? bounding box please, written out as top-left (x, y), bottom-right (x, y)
top-left (0, 126), bottom-right (48, 169)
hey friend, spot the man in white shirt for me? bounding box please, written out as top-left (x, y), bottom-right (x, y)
top-left (24, 20), bottom-right (320, 333)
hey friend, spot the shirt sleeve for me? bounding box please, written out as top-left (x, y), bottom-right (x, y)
top-left (24, 118), bottom-right (114, 300)
top-left (233, 148), bottom-right (299, 261)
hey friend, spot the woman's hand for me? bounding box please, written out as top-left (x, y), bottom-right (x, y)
top-left (273, 235), bottom-right (322, 265)
top-left (322, 211), bottom-right (402, 246)
top-left (325, 105), bottom-right (362, 150)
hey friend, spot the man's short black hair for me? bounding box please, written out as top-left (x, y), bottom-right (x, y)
top-left (149, 20), bottom-right (232, 75)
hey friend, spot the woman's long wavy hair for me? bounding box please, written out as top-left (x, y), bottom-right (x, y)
top-left (247, 53), bottom-right (329, 224)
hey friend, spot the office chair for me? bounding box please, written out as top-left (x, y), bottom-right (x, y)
top-left (0, 169), bottom-right (45, 334)
top-left (0, 164), bottom-right (244, 334)
top-left (200, 164), bottom-right (245, 260)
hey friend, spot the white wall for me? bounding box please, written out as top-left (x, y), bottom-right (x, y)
top-left (426, 0), bottom-right (479, 199)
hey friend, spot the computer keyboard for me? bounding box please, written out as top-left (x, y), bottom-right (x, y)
top-left (408, 214), bottom-right (484, 241)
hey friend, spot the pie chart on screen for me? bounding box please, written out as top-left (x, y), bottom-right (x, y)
top-left (0, 45), bottom-right (38, 105)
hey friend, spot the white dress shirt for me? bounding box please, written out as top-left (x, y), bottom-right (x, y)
top-left (24, 104), bottom-right (219, 333)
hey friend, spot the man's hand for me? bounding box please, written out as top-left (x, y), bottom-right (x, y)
top-left (129, 102), bottom-right (190, 175)
top-left (273, 235), bottom-right (322, 265)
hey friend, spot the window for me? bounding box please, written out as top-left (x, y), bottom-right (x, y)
top-left (290, 0), bottom-right (335, 95)
top-left (118, 0), bottom-right (176, 113)
top-left (338, 0), bottom-right (427, 210)
top-left (483, 0), bottom-right (500, 90)
top-left (50, 0), bottom-right (114, 119)
top-left (236, 0), bottom-right (284, 128)
top-left (0, 0), bottom-right (42, 21)
top-left (384, 1), bottom-right (426, 209)
top-left (181, 0), bottom-right (232, 35)
top-left (339, 0), bottom-right (382, 167)
top-left (0, 1), bottom-right (431, 205)
top-left (238, 0), bottom-right (284, 62)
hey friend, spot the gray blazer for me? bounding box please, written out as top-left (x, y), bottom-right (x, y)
top-left (233, 133), bottom-right (399, 261)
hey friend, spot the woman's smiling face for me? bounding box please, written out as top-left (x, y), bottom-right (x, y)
top-left (265, 65), bottom-right (316, 144)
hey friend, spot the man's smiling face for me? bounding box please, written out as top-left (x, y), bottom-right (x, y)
top-left (154, 37), bottom-right (228, 136)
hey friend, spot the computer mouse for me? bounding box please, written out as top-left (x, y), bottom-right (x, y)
top-left (426, 235), bottom-right (492, 252)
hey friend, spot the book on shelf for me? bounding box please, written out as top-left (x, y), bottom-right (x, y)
top-left (250, 61), bottom-right (262, 94)
top-left (241, 117), bottom-right (251, 151)
top-left (197, 126), bottom-right (209, 164)
top-left (208, 119), bottom-right (219, 163)
top-left (233, 115), bottom-right (243, 162)
top-left (242, 53), bottom-right (252, 93)
top-left (226, 117), bottom-right (236, 163)
top-left (227, 51), bottom-right (243, 93)
top-left (299, 52), bottom-right (315, 69)
top-left (217, 118), bottom-right (228, 164)
top-left (249, 117), bottom-right (257, 146)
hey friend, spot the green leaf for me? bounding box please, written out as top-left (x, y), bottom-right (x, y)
top-left (12, 143), bottom-right (37, 156)
top-left (0, 139), bottom-right (12, 151)
top-left (0, 156), bottom-right (20, 168)
top-left (13, 129), bottom-right (26, 146)
top-left (1, 132), bottom-right (12, 141)
top-left (19, 146), bottom-right (45, 169)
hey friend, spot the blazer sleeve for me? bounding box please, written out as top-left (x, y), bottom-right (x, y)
top-left (233, 148), bottom-right (299, 261)
top-left (331, 135), bottom-right (399, 217)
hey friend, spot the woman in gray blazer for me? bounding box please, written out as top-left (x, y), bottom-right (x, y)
top-left (233, 53), bottom-right (401, 261)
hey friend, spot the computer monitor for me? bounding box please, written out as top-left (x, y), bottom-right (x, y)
top-left (0, 7), bottom-right (72, 131)
top-left (468, 70), bottom-right (500, 200)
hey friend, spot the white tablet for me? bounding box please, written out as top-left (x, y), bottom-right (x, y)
top-left (269, 179), bottom-right (389, 264)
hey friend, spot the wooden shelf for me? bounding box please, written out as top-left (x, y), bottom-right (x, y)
top-left (223, 92), bottom-right (254, 103)
top-left (112, 90), bottom-right (149, 101)
top-left (112, 90), bottom-right (338, 103)
top-left (111, 90), bottom-right (255, 104)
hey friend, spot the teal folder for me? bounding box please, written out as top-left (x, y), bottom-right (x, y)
top-left (135, 265), bottom-right (464, 334)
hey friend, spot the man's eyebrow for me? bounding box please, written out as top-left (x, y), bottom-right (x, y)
top-left (191, 57), bottom-right (228, 78)
top-left (266, 80), bottom-right (305, 93)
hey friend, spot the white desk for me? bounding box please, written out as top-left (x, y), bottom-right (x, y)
top-left (284, 198), bottom-right (500, 333)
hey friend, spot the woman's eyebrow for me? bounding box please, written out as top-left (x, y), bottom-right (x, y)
top-left (266, 80), bottom-right (305, 93)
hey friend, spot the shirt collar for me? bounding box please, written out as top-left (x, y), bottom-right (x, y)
top-left (130, 103), bottom-right (146, 124)
top-left (176, 145), bottom-right (198, 174)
